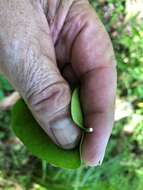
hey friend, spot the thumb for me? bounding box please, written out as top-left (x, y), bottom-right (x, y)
top-left (26, 55), bottom-right (81, 149)
top-left (27, 62), bottom-right (81, 150)
top-left (0, 0), bottom-right (81, 149)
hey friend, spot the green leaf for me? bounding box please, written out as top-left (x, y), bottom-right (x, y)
top-left (0, 75), bottom-right (13, 91)
top-left (71, 88), bottom-right (93, 133)
top-left (71, 88), bottom-right (84, 128)
top-left (0, 90), bottom-right (4, 100)
top-left (11, 99), bottom-right (81, 169)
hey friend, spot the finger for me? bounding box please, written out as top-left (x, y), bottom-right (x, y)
top-left (80, 66), bottom-right (116, 166)
top-left (47, 0), bottom-right (59, 24)
top-left (70, 3), bottom-right (117, 165)
top-left (47, 0), bottom-right (75, 44)
top-left (0, 0), bottom-right (81, 149)
top-left (62, 64), bottom-right (79, 86)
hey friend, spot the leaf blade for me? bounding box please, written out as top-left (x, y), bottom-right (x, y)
top-left (11, 99), bottom-right (81, 169)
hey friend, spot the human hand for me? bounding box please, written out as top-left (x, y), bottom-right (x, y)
top-left (0, 0), bottom-right (116, 166)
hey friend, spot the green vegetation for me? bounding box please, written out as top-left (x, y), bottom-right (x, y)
top-left (0, 0), bottom-right (143, 189)
top-left (12, 99), bottom-right (81, 169)
top-left (12, 87), bottom-right (84, 169)
top-left (71, 88), bottom-right (84, 130)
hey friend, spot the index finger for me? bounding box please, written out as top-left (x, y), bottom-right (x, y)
top-left (80, 66), bottom-right (116, 166)
top-left (71, 3), bottom-right (117, 166)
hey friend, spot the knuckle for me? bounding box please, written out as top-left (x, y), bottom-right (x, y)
top-left (28, 80), bottom-right (71, 117)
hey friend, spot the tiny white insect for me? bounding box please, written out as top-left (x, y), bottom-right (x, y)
top-left (86, 128), bottom-right (94, 133)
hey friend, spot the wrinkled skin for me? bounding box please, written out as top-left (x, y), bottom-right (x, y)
top-left (0, 0), bottom-right (117, 166)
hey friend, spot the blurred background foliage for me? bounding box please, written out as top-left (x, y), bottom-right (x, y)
top-left (0, 0), bottom-right (143, 189)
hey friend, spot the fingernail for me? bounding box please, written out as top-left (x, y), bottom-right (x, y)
top-left (83, 153), bottom-right (104, 167)
top-left (49, 118), bottom-right (81, 149)
top-left (81, 141), bottom-right (107, 167)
